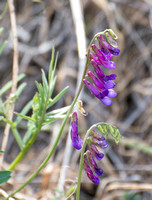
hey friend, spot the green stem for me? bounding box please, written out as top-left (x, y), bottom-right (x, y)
top-left (8, 131), bottom-right (39, 170)
top-left (5, 32), bottom-right (105, 199)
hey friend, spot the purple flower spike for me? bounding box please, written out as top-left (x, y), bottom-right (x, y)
top-left (103, 80), bottom-right (116, 89)
top-left (70, 112), bottom-right (83, 150)
top-left (90, 144), bottom-right (104, 160)
top-left (86, 150), bottom-right (103, 176)
top-left (83, 159), bottom-right (100, 184)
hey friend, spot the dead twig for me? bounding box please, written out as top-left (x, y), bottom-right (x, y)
top-left (0, 0), bottom-right (19, 167)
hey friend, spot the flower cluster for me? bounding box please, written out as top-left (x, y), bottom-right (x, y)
top-left (83, 129), bottom-right (108, 184)
top-left (69, 30), bottom-right (119, 185)
top-left (83, 31), bottom-right (120, 106)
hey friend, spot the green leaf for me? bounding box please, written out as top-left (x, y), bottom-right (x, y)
top-left (1, 117), bottom-right (15, 127)
top-left (49, 76), bottom-right (57, 98)
top-left (0, 151), bottom-right (4, 154)
top-left (43, 114), bottom-right (66, 126)
top-left (46, 106), bottom-right (70, 116)
top-left (48, 43), bottom-right (55, 81)
top-left (15, 82), bottom-right (27, 100)
top-left (35, 81), bottom-right (44, 101)
top-left (0, 170), bottom-right (11, 185)
top-left (0, 40), bottom-right (7, 55)
top-left (15, 100), bottom-right (32, 126)
top-left (65, 185), bottom-right (76, 199)
top-left (14, 112), bottom-right (35, 122)
top-left (47, 86), bottom-right (69, 109)
top-left (41, 69), bottom-right (48, 97)
top-left (0, 73), bottom-right (25, 97)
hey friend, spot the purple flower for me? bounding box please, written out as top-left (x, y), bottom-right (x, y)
top-left (70, 112), bottom-right (83, 150)
top-left (90, 50), bottom-right (116, 70)
top-left (91, 60), bottom-right (116, 89)
top-left (83, 159), bottom-right (99, 184)
top-left (83, 79), bottom-right (113, 106)
top-left (97, 34), bottom-right (120, 56)
top-left (92, 44), bottom-right (113, 61)
top-left (88, 71), bottom-right (116, 91)
top-left (86, 150), bottom-right (103, 176)
top-left (88, 71), bottom-right (105, 92)
top-left (90, 144), bottom-right (104, 160)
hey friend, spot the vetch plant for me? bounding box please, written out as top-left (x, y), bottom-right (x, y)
top-left (1, 29), bottom-right (120, 200)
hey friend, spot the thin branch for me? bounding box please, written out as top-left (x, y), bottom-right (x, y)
top-left (0, 0), bottom-right (19, 167)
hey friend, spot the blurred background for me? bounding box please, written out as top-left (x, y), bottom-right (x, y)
top-left (0, 0), bottom-right (152, 199)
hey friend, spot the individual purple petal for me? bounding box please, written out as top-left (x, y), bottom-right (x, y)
top-left (107, 89), bottom-right (117, 98)
top-left (94, 167), bottom-right (103, 176)
top-left (70, 112), bottom-right (83, 150)
top-left (90, 144), bottom-right (104, 160)
top-left (86, 150), bottom-right (103, 176)
top-left (83, 159), bottom-right (100, 184)
top-left (101, 97), bottom-right (113, 106)
top-left (104, 74), bottom-right (117, 81)
top-left (103, 80), bottom-right (116, 89)
top-left (109, 47), bottom-right (120, 56)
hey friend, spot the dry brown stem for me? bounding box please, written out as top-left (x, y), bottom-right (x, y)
top-left (0, 0), bottom-right (19, 167)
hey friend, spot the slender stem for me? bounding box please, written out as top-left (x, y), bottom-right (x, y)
top-left (0, 0), bottom-right (19, 168)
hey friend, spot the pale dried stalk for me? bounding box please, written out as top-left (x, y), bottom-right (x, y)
top-left (105, 182), bottom-right (152, 192)
top-left (0, 0), bottom-right (19, 167)
top-left (57, 0), bottom-right (86, 192)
